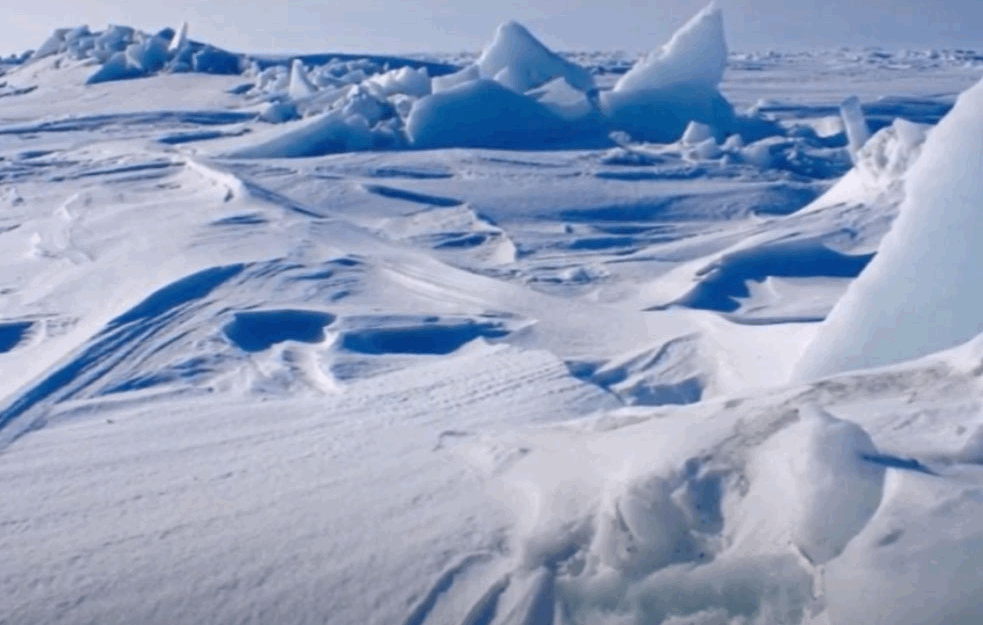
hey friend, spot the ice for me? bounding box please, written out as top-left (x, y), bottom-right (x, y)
top-left (364, 66), bottom-right (431, 98)
top-left (840, 95), bottom-right (872, 161)
top-left (795, 77), bottom-right (983, 380)
top-left (526, 76), bottom-right (597, 121)
top-left (599, 3), bottom-right (735, 142)
top-left (288, 59), bottom-right (318, 99)
top-left (406, 79), bottom-right (571, 149)
top-left (230, 110), bottom-right (375, 157)
top-left (614, 2), bottom-right (727, 94)
top-left (168, 22), bottom-right (188, 54)
top-left (473, 21), bottom-right (595, 94)
top-left (681, 121), bottom-right (714, 145)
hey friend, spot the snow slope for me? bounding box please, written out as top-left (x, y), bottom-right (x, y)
top-left (796, 77), bottom-right (983, 380)
top-left (0, 19), bottom-right (982, 625)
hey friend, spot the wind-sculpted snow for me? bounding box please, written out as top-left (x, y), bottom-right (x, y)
top-left (796, 77), bottom-right (983, 380)
top-left (1, 14), bottom-right (983, 625)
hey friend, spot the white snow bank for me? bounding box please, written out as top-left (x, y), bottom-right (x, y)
top-left (746, 405), bottom-right (885, 564)
top-left (406, 79), bottom-right (572, 149)
top-left (614, 2), bottom-right (727, 94)
top-left (826, 468), bottom-right (983, 625)
top-left (795, 77), bottom-right (983, 380)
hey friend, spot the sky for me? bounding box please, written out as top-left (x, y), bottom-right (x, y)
top-left (5, 0), bottom-right (983, 57)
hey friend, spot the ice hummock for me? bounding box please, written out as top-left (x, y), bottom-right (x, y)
top-left (614, 2), bottom-right (727, 94)
top-left (473, 21), bottom-right (595, 94)
top-left (288, 59), bottom-right (318, 100)
top-left (600, 2), bottom-right (736, 142)
top-left (795, 77), bottom-right (983, 380)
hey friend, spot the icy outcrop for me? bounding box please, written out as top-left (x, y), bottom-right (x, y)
top-left (614, 2), bottom-right (727, 94)
top-left (473, 21), bottom-right (595, 94)
top-left (364, 66), bottom-right (431, 99)
top-left (600, 3), bottom-right (735, 142)
top-left (168, 22), bottom-right (188, 53)
top-left (795, 77), bottom-right (983, 380)
top-left (288, 59), bottom-right (318, 100)
top-left (407, 79), bottom-right (571, 149)
top-left (840, 96), bottom-right (872, 161)
top-left (751, 405), bottom-right (885, 564)
top-left (27, 23), bottom-right (243, 84)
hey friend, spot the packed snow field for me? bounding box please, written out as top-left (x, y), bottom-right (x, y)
top-left (1, 5), bottom-right (982, 625)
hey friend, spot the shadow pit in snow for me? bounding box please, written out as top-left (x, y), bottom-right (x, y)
top-left (0, 321), bottom-right (32, 353)
top-left (662, 240), bottom-right (873, 313)
top-left (224, 309), bottom-right (336, 352)
top-left (340, 320), bottom-right (509, 355)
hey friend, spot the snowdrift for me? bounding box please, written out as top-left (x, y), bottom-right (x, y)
top-left (795, 76), bottom-right (983, 380)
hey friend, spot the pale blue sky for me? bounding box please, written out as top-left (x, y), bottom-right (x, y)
top-left (6, 0), bottom-right (983, 56)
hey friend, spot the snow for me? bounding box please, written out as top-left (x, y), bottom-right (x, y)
top-left (288, 59), bottom-right (318, 99)
top-left (1, 16), bottom-right (983, 625)
top-left (795, 77), bottom-right (983, 380)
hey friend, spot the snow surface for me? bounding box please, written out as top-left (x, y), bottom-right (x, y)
top-left (0, 16), bottom-right (982, 625)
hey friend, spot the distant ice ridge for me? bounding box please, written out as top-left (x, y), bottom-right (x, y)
top-left (29, 24), bottom-right (243, 83)
top-left (795, 76), bottom-right (983, 380)
top-left (232, 2), bottom-right (767, 156)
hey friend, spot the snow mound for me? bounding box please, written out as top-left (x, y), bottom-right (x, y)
top-left (614, 2), bottom-right (727, 94)
top-left (750, 405), bottom-right (885, 564)
top-left (795, 77), bottom-right (983, 380)
top-left (473, 21), bottom-right (595, 94)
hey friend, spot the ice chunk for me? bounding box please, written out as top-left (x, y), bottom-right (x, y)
top-left (681, 121), bottom-right (714, 145)
top-left (601, 83), bottom-right (735, 143)
top-left (600, 3), bottom-right (734, 142)
top-left (191, 45), bottom-right (241, 74)
top-left (230, 111), bottom-right (374, 158)
top-left (795, 78), bottom-right (983, 380)
top-left (614, 2), bottom-right (727, 94)
top-left (125, 36), bottom-right (168, 73)
top-left (33, 28), bottom-right (70, 60)
top-left (288, 59), bottom-right (318, 99)
top-left (258, 101), bottom-right (299, 124)
top-left (406, 79), bottom-right (570, 150)
top-left (526, 76), bottom-right (597, 121)
top-left (86, 52), bottom-right (144, 84)
top-left (364, 66), bottom-right (431, 99)
top-left (474, 21), bottom-right (595, 94)
top-left (168, 22), bottom-right (188, 54)
top-left (431, 64), bottom-right (479, 93)
top-left (840, 96), bottom-right (871, 161)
